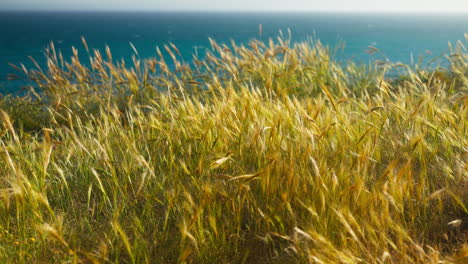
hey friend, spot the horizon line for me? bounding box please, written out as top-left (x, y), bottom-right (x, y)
top-left (1, 8), bottom-right (468, 14)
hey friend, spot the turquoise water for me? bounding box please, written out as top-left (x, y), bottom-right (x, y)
top-left (1, 11), bottom-right (468, 92)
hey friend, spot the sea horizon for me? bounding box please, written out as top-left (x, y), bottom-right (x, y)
top-left (2, 9), bottom-right (468, 14)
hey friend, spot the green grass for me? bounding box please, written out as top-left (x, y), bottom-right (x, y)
top-left (0, 36), bottom-right (466, 263)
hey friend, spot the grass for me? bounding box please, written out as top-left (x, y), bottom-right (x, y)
top-left (0, 35), bottom-right (466, 263)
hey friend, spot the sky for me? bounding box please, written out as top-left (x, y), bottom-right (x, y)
top-left (1, 0), bottom-right (468, 13)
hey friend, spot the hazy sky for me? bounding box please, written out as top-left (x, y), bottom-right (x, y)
top-left (2, 0), bottom-right (468, 12)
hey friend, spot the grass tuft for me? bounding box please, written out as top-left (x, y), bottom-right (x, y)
top-left (0, 36), bottom-right (466, 263)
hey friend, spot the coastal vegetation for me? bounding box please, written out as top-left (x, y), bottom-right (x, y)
top-left (0, 35), bottom-right (466, 263)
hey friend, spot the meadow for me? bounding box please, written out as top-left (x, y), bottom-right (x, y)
top-left (0, 35), bottom-right (466, 263)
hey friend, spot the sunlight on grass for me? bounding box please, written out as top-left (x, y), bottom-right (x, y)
top-left (0, 35), bottom-right (466, 263)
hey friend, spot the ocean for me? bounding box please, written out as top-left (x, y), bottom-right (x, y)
top-left (1, 11), bottom-right (468, 92)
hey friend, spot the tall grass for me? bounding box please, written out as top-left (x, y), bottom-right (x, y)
top-left (0, 35), bottom-right (466, 263)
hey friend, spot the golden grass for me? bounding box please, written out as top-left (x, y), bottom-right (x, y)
top-left (0, 35), bottom-right (466, 263)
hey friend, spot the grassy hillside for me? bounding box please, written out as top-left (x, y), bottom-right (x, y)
top-left (0, 36), bottom-right (466, 263)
